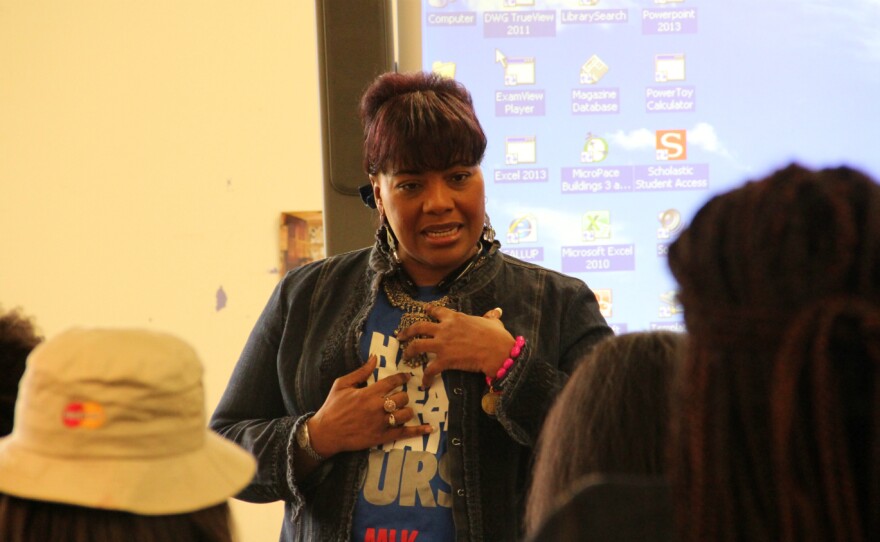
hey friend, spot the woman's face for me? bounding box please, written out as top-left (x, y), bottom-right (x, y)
top-left (372, 165), bottom-right (486, 286)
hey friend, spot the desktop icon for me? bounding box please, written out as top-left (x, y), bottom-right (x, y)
top-left (431, 61), bottom-right (457, 79)
top-left (505, 136), bottom-right (537, 165)
top-left (581, 133), bottom-right (608, 163)
top-left (657, 208), bottom-right (683, 239)
top-left (580, 55), bottom-right (609, 84)
top-left (507, 215), bottom-right (538, 244)
top-left (656, 129), bottom-right (687, 161)
top-left (658, 290), bottom-right (683, 317)
top-left (654, 53), bottom-right (685, 82)
top-left (594, 288), bottom-right (613, 318)
top-left (582, 211), bottom-right (611, 242)
top-left (496, 49), bottom-right (536, 86)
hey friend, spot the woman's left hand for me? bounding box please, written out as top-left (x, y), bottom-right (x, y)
top-left (396, 306), bottom-right (515, 388)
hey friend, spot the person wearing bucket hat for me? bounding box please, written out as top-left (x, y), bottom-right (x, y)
top-left (210, 71), bottom-right (611, 541)
top-left (0, 327), bottom-right (256, 542)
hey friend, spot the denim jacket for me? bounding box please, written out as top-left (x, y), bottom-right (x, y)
top-left (210, 241), bottom-right (611, 541)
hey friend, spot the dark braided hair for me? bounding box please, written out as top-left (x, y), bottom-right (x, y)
top-left (667, 163), bottom-right (880, 542)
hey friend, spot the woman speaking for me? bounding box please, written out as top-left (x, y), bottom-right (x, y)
top-left (210, 71), bottom-right (611, 541)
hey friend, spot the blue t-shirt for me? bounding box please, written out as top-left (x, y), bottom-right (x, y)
top-left (350, 286), bottom-right (454, 542)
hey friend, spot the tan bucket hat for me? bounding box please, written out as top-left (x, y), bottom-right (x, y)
top-left (0, 327), bottom-right (255, 515)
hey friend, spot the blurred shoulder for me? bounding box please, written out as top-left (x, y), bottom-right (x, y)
top-left (527, 474), bottom-right (673, 542)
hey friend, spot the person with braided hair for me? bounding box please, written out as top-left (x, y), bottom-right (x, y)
top-left (667, 163), bottom-right (880, 542)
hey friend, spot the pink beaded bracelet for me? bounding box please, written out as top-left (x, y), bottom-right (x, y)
top-left (486, 336), bottom-right (526, 388)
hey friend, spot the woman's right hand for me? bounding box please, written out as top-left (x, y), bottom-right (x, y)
top-left (307, 355), bottom-right (433, 458)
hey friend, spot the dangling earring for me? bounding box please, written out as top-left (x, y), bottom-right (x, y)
top-left (383, 217), bottom-right (401, 265)
top-left (482, 214), bottom-right (496, 244)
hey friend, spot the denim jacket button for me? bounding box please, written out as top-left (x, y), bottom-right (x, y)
top-left (456, 489), bottom-right (466, 497)
top-left (451, 437), bottom-right (461, 446)
top-left (453, 387), bottom-right (463, 395)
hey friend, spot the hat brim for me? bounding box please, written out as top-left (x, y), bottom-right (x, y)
top-left (0, 431), bottom-right (256, 515)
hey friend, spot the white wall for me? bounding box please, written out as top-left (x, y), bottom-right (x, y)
top-left (0, 1), bottom-right (323, 539)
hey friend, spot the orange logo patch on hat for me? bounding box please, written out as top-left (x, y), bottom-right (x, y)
top-left (62, 401), bottom-right (106, 429)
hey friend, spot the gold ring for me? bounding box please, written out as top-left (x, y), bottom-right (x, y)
top-left (387, 413), bottom-right (397, 428)
top-left (383, 397), bottom-right (397, 413)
